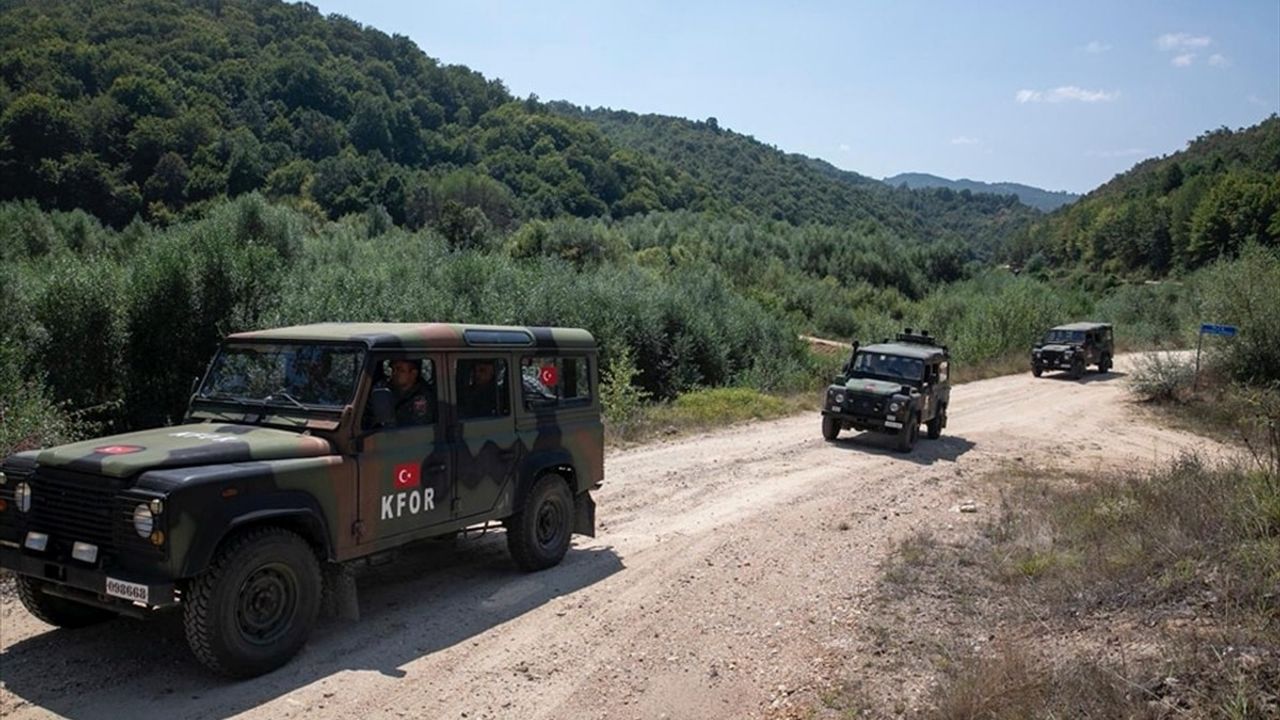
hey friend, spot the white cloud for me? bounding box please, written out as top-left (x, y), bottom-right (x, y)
top-left (1087, 148), bottom-right (1148, 158)
top-left (1082, 40), bottom-right (1111, 54)
top-left (1208, 54), bottom-right (1230, 67)
top-left (1247, 94), bottom-right (1276, 109)
top-left (1016, 86), bottom-right (1119, 104)
top-left (838, 144), bottom-right (851, 152)
top-left (1157, 33), bottom-right (1211, 51)
top-left (1172, 53), bottom-right (1195, 67)
top-left (950, 136), bottom-right (980, 145)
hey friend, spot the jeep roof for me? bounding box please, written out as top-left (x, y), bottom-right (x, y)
top-left (857, 342), bottom-right (946, 361)
top-left (1048, 322), bottom-right (1112, 333)
top-left (227, 322), bottom-right (596, 350)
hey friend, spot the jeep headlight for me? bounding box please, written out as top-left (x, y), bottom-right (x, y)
top-left (889, 401), bottom-right (900, 413)
top-left (14, 482), bottom-right (31, 513)
top-left (835, 393), bottom-right (845, 404)
top-left (132, 503), bottom-right (155, 538)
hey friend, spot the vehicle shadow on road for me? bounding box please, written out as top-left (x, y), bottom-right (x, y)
top-left (829, 432), bottom-right (976, 465)
top-left (1038, 370), bottom-right (1128, 384)
top-left (0, 536), bottom-right (623, 720)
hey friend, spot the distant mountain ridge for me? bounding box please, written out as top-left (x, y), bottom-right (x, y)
top-left (883, 173), bottom-right (1080, 211)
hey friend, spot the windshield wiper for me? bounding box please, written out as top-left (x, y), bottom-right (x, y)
top-left (263, 390), bottom-right (308, 410)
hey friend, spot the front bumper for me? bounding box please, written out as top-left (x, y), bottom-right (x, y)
top-left (821, 408), bottom-right (906, 432)
top-left (1033, 354), bottom-right (1079, 370)
top-left (0, 544), bottom-right (178, 610)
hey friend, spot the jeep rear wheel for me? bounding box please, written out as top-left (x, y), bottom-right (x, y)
top-left (926, 405), bottom-right (946, 440)
top-left (183, 527), bottom-right (321, 678)
top-left (15, 576), bottom-right (116, 628)
top-left (896, 412), bottom-right (919, 452)
top-left (508, 474), bottom-right (574, 572)
top-left (1099, 354), bottom-right (1112, 373)
top-left (821, 416), bottom-right (840, 441)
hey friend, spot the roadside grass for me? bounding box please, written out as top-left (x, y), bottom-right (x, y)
top-left (805, 452), bottom-right (1280, 719)
top-left (605, 386), bottom-right (814, 446)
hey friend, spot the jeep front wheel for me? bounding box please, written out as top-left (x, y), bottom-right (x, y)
top-left (821, 416), bottom-right (840, 441)
top-left (183, 527), bottom-right (322, 678)
top-left (1070, 358), bottom-right (1085, 380)
top-left (1032, 365), bottom-right (1042, 377)
top-left (508, 474), bottom-right (574, 572)
top-left (896, 412), bottom-right (919, 452)
top-left (15, 576), bottom-right (116, 628)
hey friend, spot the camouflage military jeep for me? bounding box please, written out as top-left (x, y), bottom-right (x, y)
top-left (821, 329), bottom-right (951, 452)
top-left (1030, 322), bottom-right (1114, 379)
top-left (0, 323), bottom-right (602, 677)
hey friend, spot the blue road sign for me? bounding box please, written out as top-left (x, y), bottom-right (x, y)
top-left (1200, 323), bottom-right (1238, 337)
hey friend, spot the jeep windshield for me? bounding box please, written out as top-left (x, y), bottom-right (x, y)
top-left (850, 352), bottom-right (924, 383)
top-left (1044, 329), bottom-right (1085, 344)
top-left (197, 343), bottom-right (364, 409)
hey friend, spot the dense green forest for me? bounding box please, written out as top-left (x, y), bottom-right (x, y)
top-left (0, 0), bottom-right (1031, 252)
top-left (1009, 116), bottom-right (1280, 276)
top-left (550, 103), bottom-right (1038, 257)
top-left (1, 0), bottom-right (1278, 457)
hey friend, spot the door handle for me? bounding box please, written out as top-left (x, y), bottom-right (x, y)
top-left (426, 463), bottom-right (447, 474)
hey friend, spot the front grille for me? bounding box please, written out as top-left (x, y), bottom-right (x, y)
top-left (848, 393), bottom-right (885, 416)
top-left (29, 468), bottom-right (127, 555)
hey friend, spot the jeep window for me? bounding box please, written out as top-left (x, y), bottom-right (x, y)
top-left (520, 356), bottom-right (592, 409)
top-left (199, 343), bottom-right (362, 408)
top-left (365, 355), bottom-right (436, 428)
top-left (851, 352), bottom-right (924, 383)
top-left (1045, 329), bottom-right (1085, 344)
top-left (457, 358), bottom-right (510, 419)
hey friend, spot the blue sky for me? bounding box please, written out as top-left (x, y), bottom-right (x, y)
top-left (311, 1), bottom-right (1279, 194)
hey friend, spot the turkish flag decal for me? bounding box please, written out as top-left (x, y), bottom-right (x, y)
top-left (393, 462), bottom-right (420, 489)
top-left (539, 364), bottom-right (559, 386)
top-left (96, 445), bottom-right (144, 455)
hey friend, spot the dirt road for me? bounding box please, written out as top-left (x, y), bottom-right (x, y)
top-left (0, 356), bottom-right (1222, 719)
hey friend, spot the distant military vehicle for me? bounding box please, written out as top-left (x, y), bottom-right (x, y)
top-left (0, 323), bottom-right (603, 677)
top-left (1031, 322), bottom-right (1114, 379)
top-left (821, 329), bottom-right (951, 452)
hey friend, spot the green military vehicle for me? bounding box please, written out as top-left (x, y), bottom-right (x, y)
top-left (1030, 322), bottom-right (1114, 379)
top-left (821, 329), bottom-right (951, 452)
top-left (0, 323), bottom-right (603, 677)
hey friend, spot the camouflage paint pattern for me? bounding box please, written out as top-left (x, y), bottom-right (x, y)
top-left (0, 323), bottom-right (603, 606)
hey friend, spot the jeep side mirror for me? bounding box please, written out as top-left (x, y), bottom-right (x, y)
top-left (369, 386), bottom-right (395, 427)
top-left (833, 375), bottom-right (847, 384)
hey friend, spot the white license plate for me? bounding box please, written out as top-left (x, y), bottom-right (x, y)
top-left (884, 420), bottom-right (903, 429)
top-left (105, 577), bottom-right (150, 604)
top-left (829, 405), bottom-right (840, 412)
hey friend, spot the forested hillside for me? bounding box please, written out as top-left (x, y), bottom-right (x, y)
top-left (883, 172), bottom-right (1079, 212)
top-left (0, 0), bottom-right (705, 229)
top-left (551, 103), bottom-right (1039, 256)
top-left (1008, 116), bottom-right (1280, 276)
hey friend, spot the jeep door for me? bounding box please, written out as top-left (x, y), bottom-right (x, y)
top-left (355, 353), bottom-right (454, 548)
top-left (447, 355), bottom-right (521, 521)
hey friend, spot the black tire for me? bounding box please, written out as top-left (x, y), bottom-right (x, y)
top-left (1070, 358), bottom-right (1085, 380)
top-left (1099, 354), bottom-right (1112, 373)
top-left (895, 412), bottom-right (918, 452)
top-left (183, 527), bottom-right (322, 678)
top-left (1032, 366), bottom-right (1042, 377)
top-left (15, 575), bottom-right (116, 628)
top-left (926, 405), bottom-right (946, 440)
top-left (507, 474), bottom-right (574, 572)
top-left (821, 416), bottom-right (840, 441)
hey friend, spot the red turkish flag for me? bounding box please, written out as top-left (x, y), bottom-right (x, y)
top-left (393, 463), bottom-right (420, 489)
top-left (539, 364), bottom-right (559, 386)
